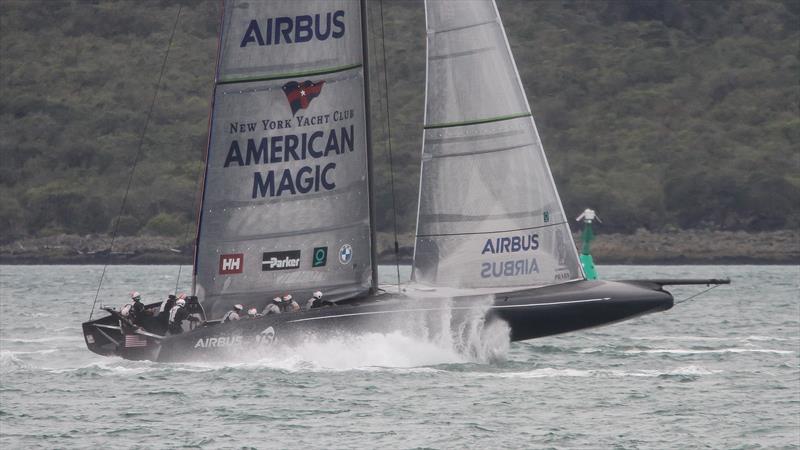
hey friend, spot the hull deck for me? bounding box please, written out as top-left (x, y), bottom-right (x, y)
top-left (83, 279), bottom-right (674, 362)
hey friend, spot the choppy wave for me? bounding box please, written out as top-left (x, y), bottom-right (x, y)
top-left (465, 365), bottom-right (721, 379)
top-left (0, 351), bottom-right (30, 373)
top-left (1, 265), bottom-right (799, 449)
top-left (624, 348), bottom-right (794, 355)
top-left (630, 335), bottom-right (795, 342)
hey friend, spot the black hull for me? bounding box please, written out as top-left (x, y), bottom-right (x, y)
top-left (82, 279), bottom-right (674, 362)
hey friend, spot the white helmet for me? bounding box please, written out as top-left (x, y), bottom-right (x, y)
top-left (234, 304), bottom-right (243, 311)
top-left (313, 291), bottom-right (323, 299)
top-left (131, 291), bottom-right (141, 301)
top-left (283, 294), bottom-right (293, 301)
top-left (273, 296), bottom-right (282, 303)
top-left (176, 298), bottom-right (186, 307)
top-left (248, 308), bottom-right (257, 317)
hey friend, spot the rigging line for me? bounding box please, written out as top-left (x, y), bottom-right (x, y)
top-left (378, 0), bottom-right (402, 291)
top-left (675, 283), bottom-right (722, 305)
top-left (174, 167), bottom-right (204, 296)
top-left (89, 5), bottom-right (183, 320)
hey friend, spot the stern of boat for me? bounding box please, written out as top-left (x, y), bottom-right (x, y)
top-left (82, 306), bottom-right (164, 361)
top-left (82, 314), bottom-right (121, 357)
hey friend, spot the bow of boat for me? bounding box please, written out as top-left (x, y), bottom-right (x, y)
top-left (490, 279), bottom-right (676, 341)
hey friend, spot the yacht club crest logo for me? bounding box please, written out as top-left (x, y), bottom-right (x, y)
top-left (282, 80), bottom-right (325, 115)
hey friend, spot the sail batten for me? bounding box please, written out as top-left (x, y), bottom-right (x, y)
top-left (424, 112), bottom-right (532, 130)
top-left (424, 142), bottom-right (532, 160)
top-left (428, 46), bottom-right (495, 60)
top-left (418, 215), bottom-right (568, 229)
top-left (205, 221), bottom-right (369, 243)
top-left (429, 19), bottom-right (497, 35)
top-left (218, 63), bottom-right (364, 84)
top-left (195, 0), bottom-right (375, 318)
top-left (413, 0), bottom-right (583, 289)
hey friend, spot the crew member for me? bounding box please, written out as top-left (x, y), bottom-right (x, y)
top-left (222, 304), bottom-right (243, 323)
top-left (283, 294), bottom-right (299, 313)
top-left (122, 291), bottom-right (146, 325)
top-left (305, 291), bottom-right (323, 311)
top-left (247, 308), bottom-right (260, 319)
top-left (263, 297), bottom-right (282, 315)
top-left (168, 298), bottom-right (197, 334)
top-left (280, 294), bottom-right (293, 312)
top-left (160, 294), bottom-right (176, 314)
top-left (158, 294), bottom-right (177, 330)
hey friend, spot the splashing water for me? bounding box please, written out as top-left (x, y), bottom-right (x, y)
top-left (224, 295), bottom-right (510, 371)
top-left (412, 295), bottom-right (511, 363)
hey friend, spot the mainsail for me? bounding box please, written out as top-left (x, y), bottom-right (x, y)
top-left (412, 0), bottom-right (583, 288)
top-left (194, 0), bottom-right (374, 317)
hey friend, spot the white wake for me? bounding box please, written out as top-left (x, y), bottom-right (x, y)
top-left (235, 295), bottom-right (511, 371)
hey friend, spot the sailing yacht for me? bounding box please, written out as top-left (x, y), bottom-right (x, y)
top-left (83, 0), bottom-right (726, 362)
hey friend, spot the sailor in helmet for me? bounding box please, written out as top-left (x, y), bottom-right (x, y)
top-left (168, 298), bottom-right (192, 334)
top-left (121, 291), bottom-right (145, 324)
top-left (222, 304), bottom-right (243, 323)
top-left (283, 294), bottom-right (300, 313)
top-left (247, 308), bottom-right (260, 319)
top-left (305, 291), bottom-right (323, 311)
top-left (263, 297), bottom-right (282, 315)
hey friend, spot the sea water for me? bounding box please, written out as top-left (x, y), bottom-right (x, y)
top-left (0, 265), bottom-right (798, 448)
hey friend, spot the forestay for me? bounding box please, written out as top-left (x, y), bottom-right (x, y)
top-left (195, 0), bottom-right (373, 318)
top-left (412, 0), bottom-right (583, 288)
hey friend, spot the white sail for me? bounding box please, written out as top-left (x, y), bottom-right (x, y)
top-left (195, 0), bottom-right (374, 318)
top-left (412, 0), bottom-right (583, 288)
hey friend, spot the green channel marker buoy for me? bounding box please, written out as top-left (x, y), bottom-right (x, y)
top-left (576, 208), bottom-right (601, 280)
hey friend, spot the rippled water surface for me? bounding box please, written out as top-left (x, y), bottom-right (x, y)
top-left (1, 265), bottom-right (798, 448)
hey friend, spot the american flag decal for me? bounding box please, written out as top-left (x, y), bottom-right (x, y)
top-left (282, 80), bottom-right (325, 115)
top-left (124, 334), bottom-right (148, 348)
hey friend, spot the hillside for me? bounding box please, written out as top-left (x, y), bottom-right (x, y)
top-left (1, 0), bottom-right (797, 253)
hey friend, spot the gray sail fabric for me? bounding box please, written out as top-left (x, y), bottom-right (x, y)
top-left (195, 0), bottom-right (373, 318)
top-left (412, 0), bottom-right (583, 288)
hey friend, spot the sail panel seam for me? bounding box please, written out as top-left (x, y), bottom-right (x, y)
top-left (428, 19), bottom-right (497, 35)
top-left (424, 128), bottom-right (526, 144)
top-left (419, 209), bottom-right (554, 223)
top-left (218, 63), bottom-right (363, 85)
top-left (429, 46), bottom-right (494, 61)
top-left (424, 142), bottom-right (532, 160)
top-left (416, 221), bottom-right (569, 238)
top-left (425, 112), bottom-right (532, 129)
top-left (211, 220), bottom-right (369, 243)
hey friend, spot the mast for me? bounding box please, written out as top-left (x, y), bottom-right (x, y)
top-left (410, 0), bottom-right (432, 283)
top-left (361, 0), bottom-right (379, 293)
top-left (191, 1), bottom-right (226, 297)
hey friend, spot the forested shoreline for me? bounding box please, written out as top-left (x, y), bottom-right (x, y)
top-left (1, 230), bottom-right (796, 265)
top-left (1, 1), bottom-right (798, 256)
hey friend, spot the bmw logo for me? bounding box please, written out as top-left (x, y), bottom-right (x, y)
top-left (338, 244), bottom-right (353, 265)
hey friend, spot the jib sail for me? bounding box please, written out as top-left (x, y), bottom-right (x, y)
top-left (412, 0), bottom-right (583, 288)
top-left (194, 0), bottom-right (374, 318)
